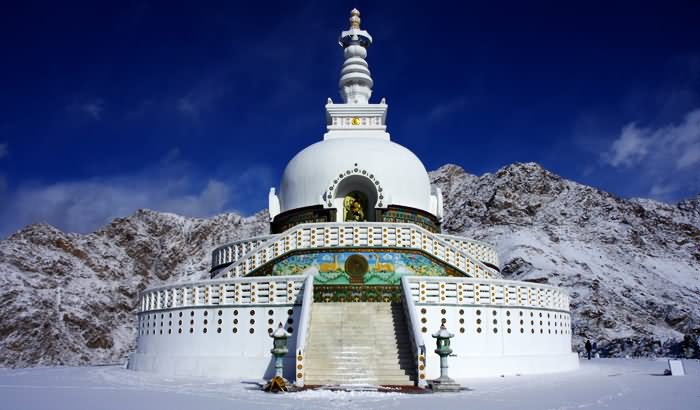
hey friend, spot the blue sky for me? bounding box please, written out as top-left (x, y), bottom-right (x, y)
top-left (0, 1), bottom-right (699, 236)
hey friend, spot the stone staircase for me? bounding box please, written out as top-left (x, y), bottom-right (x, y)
top-left (304, 302), bottom-right (416, 386)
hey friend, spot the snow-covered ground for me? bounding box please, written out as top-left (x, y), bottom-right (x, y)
top-left (0, 359), bottom-right (697, 410)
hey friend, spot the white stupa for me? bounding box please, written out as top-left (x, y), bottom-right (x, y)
top-left (128, 9), bottom-right (579, 386)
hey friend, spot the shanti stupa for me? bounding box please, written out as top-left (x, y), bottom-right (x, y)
top-left (128, 9), bottom-right (579, 387)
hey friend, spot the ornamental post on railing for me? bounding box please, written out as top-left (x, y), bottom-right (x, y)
top-left (400, 276), bottom-right (428, 388)
top-left (294, 274), bottom-right (314, 388)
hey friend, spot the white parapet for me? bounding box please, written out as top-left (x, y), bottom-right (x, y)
top-left (402, 276), bottom-right (579, 380)
top-left (129, 275), bottom-right (307, 380)
top-left (212, 222), bottom-right (500, 279)
top-left (210, 235), bottom-right (275, 271)
top-left (131, 274), bottom-right (578, 382)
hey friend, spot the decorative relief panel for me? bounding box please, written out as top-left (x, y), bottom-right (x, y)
top-left (271, 250), bottom-right (458, 285)
top-left (378, 205), bottom-right (440, 233)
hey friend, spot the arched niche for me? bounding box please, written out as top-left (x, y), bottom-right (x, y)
top-left (333, 175), bottom-right (379, 222)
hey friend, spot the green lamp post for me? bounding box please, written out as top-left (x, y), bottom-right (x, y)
top-left (265, 323), bottom-right (291, 392)
top-left (429, 324), bottom-right (461, 392)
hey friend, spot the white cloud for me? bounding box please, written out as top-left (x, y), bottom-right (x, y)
top-left (68, 99), bottom-right (104, 120)
top-left (175, 75), bottom-right (231, 120)
top-left (176, 97), bottom-right (197, 116)
top-left (427, 97), bottom-right (467, 122)
top-left (604, 123), bottom-right (650, 167)
top-left (0, 142), bottom-right (7, 159)
top-left (0, 151), bottom-right (271, 237)
top-left (1, 176), bottom-right (230, 236)
top-left (604, 108), bottom-right (700, 169)
top-left (602, 108), bottom-right (700, 199)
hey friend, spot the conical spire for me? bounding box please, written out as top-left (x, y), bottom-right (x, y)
top-left (338, 9), bottom-right (373, 104)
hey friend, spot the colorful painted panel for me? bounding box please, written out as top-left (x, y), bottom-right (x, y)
top-left (271, 251), bottom-right (449, 285)
top-left (378, 205), bottom-right (440, 233)
top-left (271, 206), bottom-right (334, 234)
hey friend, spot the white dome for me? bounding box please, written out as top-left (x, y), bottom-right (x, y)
top-left (278, 137), bottom-right (434, 216)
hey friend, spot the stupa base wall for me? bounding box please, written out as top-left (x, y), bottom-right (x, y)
top-left (427, 353), bottom-right (579, 379)
top-left (131, 273), bottom-right (579, 384)
top-left (126, 351), bottom-right (579, 381)
top-left (127, 352), bottom-right (297, 380)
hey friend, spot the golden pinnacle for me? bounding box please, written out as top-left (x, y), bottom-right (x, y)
top-left (349, 8), bottom-right (361, 29)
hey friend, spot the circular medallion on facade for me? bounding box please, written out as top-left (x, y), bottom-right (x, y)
top-left (344, 254), bottom-right (368, 284)
top-left (351, 117), bottom-right (361, 125)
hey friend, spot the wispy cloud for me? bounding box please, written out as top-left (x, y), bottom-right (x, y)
top-left (176, 97), bottom-right (197, 116)
top-left (602, 108), bottom-right (700, 200)
top-left (0, 150), bottom-right (270, 237)
top-left (427, 97), bottom-right (467, 122)
top-left (0, 142), bottom-right (7, 159)
top-left (67, 99), bottom-right (104, 120)
top-left (175, 73), bottom-right (233, 121)
top-left (603, 123), bottom-right (651, 167)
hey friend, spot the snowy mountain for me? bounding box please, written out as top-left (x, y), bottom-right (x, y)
top-left (0, 162), bottom-right (698, 367)
top-left (432, 162), bottom-right (700, 357)
top-left (0, 210), bottom-right (268, 367)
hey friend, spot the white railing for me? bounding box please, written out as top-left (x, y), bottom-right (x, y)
top-left (438, 233), bottom-right (500, 270)
top-left (138, 275), bottom-right (306, 313)
top-left (217, 222), bottom-right (499, 280)
top-left (404, 276), bottom-right (570, 312)
top-left (210, 235), bottom-right (276, 269)
top-left (294, 275), bottom-right (315, 387)
top-left (400, 276), bottom-right (427, 387)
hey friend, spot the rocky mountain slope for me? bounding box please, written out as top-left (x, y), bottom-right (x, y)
top-left (0, 210), bottom-right (268, 367)
top-left (0, 162), bottom-right (698, 367)
top-left (432, 163), bottom-right (700, 357)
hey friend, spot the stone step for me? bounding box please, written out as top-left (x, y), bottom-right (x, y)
top-left (308, 328), bottom-right (408, 334)
top-left (306, 354), bottom-right (416, 362)
top-left (305, 365), bottom-right (414, 373)
top-left (304, 302), bottom-right (416, 386)
top-left (306, 339), bottom-right (409, 345)
top-left (311, 332), bottom-right (409, 337)
top-left (308, 327), bottom-right (405, 333)
top-left (310, 303), bottom-right (397, 308)
top-left (305, 373), bottom-right (413, 380)
top-left (305, 350), bottom-right (414, 357)
top-left (306, 369), bottom-right (413, 380)
top-left (306, 351), bottom-right (409, 358)
top-left (306, 358), bottom-right (413, 364)
top-left (305, 347), bottom-right (404, 353)
top-left (311, 324), bottom-right (406, 326)
top-left (312, 315), bottom-right (403, 318)
top-left (308, 343), bottom-right (411, 348)
top-left (307, 340), bottom-right (409, 346)
top-left (305, 364), bottom-right (415, 371)
top-left (307, 335), bottom-right (410, 345)
top-left (308, 332), bottom-right (409, 338)
top-left (313, 314), bottom-right (404, 318)
top-left (304, 378), bottom-right (415, 386)
top-left (306, 354), bottom-right (416, 367)
top-left (305, 358), bottom-right (415, 365)
top-left (305, 376), bottom-right (415, 382)
top-left (309, 331), bottom-right (408, 336)
top-left (308, 336), bottom-right (408, 342)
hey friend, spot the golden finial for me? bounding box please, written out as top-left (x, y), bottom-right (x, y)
top-left (349, 8), bottom-right (361, 29)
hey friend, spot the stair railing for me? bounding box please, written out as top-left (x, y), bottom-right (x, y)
top-left (294, 274), bottom-right (314, 387)
top-left (400, 275), bottom-right (427, 388)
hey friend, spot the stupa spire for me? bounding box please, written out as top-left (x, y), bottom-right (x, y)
top-left (338, 8), bottom-right (373, 104)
